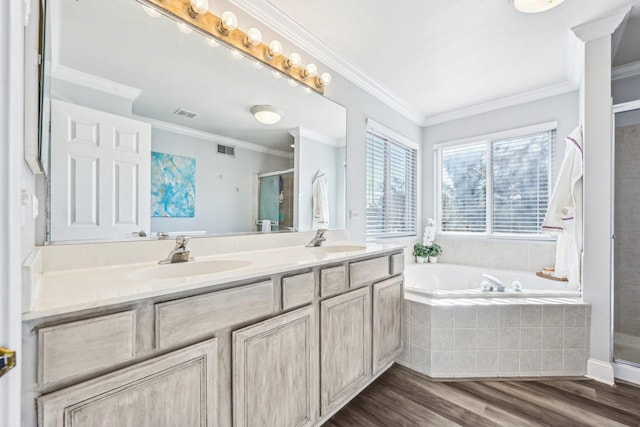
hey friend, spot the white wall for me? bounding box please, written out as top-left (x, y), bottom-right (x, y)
top-left (150, 128), bottom-right (290, 234)
top-left (420, 91), bottom-right (579, 266)
top-left (295, 133), bottom-right (345, 231)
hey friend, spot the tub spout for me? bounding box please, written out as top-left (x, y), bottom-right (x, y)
top-left (482, 274), bottom-right (505, 292)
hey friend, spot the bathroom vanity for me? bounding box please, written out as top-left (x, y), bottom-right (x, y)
top-left (22, 234), bottom-right (404, 426)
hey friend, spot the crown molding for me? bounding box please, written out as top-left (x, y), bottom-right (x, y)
top-left (289, 127), bottom-right (344, 147)
top-left (612, 60), bottom-right (640, 81)
top-left (228, 0), bottom-right (424, 125)
top-left (422, 81), bottom-right (578, 127)
top-left (51, 65), bottom-right (142, 101)
top-left (571, 6), bottom-right (632, 42)
top-left (133, 114), bottom-right (293, 159)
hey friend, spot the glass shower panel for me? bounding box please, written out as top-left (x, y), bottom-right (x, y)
top-left (614, 107), bottom-right (640, 366)
top-left (258, 175), bottom-right (280, 230)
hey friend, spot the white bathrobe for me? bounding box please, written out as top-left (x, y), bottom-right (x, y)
top-left (312, 172), bottom-right (330, 230)
top-left (542, 126), bottom-right (583, 290)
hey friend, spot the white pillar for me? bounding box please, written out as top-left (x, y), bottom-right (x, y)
top-left (572, 7), bottom-right (631, 384)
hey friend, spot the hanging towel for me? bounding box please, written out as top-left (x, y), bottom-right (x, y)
top-left (541, 126), bottom-right (583, 290)
top-left (312, 171), bottom-right (330, 230)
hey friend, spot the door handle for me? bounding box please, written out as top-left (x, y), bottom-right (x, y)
top-left (0, 347), bottom-right (16, 379)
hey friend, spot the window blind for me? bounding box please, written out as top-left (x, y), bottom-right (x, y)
top-left (366, 129), bottom-right (417, 237)
top-left (437, 129), bottom-right (555, 237)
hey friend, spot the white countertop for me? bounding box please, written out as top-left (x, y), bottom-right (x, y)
top-left (24, 242), bottom-right (403, 321)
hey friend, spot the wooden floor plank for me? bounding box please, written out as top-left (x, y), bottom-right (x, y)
top-left (326, 365), bottom-right (640, 427)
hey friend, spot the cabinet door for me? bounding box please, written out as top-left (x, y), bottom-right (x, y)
top-left (320, 287), bottom-right (371, 415)
top-left (38, 339), bottom-right (217, 427)
top-left (372, 277), bottom-right (403, 372)
top-left (233, 305), bottom-right (317, 427)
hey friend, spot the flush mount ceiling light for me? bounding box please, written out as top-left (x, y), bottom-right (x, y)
top-left (512, 0), bottom-right (566, 13)
top-left (251, 105), bottom-right (283, 125)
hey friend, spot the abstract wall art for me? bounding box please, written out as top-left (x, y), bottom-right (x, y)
top-left (151, 151), bottom-right (196, 217)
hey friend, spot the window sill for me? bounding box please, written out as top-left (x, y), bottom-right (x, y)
top-left (435, 232), bottom-right (556, 244)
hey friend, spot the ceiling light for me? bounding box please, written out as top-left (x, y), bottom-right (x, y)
top-left (251, 105), bottom-right (283, 125)
top-left (266, 40), bottom-right (283, 59)
top-left (188, 0), bottom-right (208, 18)
top-left (285, 53), bottom-right (302, 69)
top-left (218, 11), bottom-right (238, 34)
top-left (176, 22), bottom-right (193, 34)
top-left (206, 37), bottom-right (219, 48)
top-left (244, 28), bottom-right (262, 47)
top-left (142, 5), bottom-right (161, 18)
top-left (512, 0), bottom-right (566, 13)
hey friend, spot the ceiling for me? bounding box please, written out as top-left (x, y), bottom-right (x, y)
top-left (239, 0), bottom-right (640, 124)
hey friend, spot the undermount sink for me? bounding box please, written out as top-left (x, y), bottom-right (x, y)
top-left (310, 245), bottom-right (366, 253)
top-left (129, 259), bottom-right (252, 281)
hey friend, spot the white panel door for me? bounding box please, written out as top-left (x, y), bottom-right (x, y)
top-left (50, 100), bottom-right (151, 241)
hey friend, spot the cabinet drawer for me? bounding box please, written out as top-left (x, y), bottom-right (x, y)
top-left (155, 281), bottom-right (276, 350)
top-left (38, 311), bottom-right (136, 386)
top-left (349, 256), bottom-right (389, 288)
top-left (282, 272), bottom-right (315, 310)
top-left (320, 265), bottom-right (347, 298)
top-left (390, 253), bottom-right (404, 276)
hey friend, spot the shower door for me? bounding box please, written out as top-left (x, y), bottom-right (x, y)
top-left (613, 104), bottom-right (640, 367)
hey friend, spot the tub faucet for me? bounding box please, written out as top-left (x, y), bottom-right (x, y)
top-left (159, 235), bottom-right (192, 264)
top-left (306, 229), bottom-right (327, 247)
top-left (482, 274), bottom-right (505, 292)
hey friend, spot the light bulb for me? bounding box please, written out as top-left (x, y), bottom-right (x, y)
top-left (142, 5), bottom-right (161, 18)
top-left (219, 11), bottom-right (238, 34)
top-left (320, 72), bottom-right (332, 86)
top-left (272, 71), bottom-right (282, 79)
top-left (206, 37), bottom-right (219, 48)
top-left (304, 63), bottom-right (318, 78)
top-left (286, 52), bottom-right (301, 68)
top-left (176, 22), bottom-right (193, 34)
top-left (288, 79), bottom-right (298, 87)
top-left (267, 40), bottom-right (283, 59)
top-left (230, 49), bottom-right (243, 60)
top-left (244, 28), bottom-right (262, 47)
top-left (188, 0), bottom-right (208, 17)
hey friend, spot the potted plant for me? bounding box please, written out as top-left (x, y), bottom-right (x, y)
top-left (427, 243), bottom-right (443, 263)
top-left (413, 243), bottom-right (429, 264)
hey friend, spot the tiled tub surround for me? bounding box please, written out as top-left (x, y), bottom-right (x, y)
top-left (399, 297), bottom-right (590, 378)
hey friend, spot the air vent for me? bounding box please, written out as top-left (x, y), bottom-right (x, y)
top-left (173, 108), bottom-right (198, 119)
top-left (217, 144), bottom-right (235, 157)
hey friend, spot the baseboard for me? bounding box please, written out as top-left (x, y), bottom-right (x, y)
top-left (613, 361), bottom-right (640, 386)
top-left (586, 358), bottom-right (615, 385)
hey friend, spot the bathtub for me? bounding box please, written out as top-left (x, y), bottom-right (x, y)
top-left (404, 263), bottom-right (581, 299)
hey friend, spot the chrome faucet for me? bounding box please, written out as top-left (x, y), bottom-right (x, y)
top-left (306, 229), bottom-right (327, 247)
top-left (159, 235), bottom-right (192, 264)
top-left (482, 273), bottom-right (505, 292)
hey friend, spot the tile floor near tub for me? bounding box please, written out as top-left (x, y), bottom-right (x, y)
top-left (398, 300), bottom-right (591, 378)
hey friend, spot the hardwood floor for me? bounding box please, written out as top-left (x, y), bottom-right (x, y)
top-left (325, 365), bottom-right (640, 426)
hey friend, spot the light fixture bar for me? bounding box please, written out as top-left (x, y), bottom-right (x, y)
top-left (136, 0), bottom-right (328, 94)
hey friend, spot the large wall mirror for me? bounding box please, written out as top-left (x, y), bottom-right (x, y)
top-left (40, 0), bottom-right (346, 243)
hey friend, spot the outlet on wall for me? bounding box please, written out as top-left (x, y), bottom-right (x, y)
top-left (350, 210), bottom-right (360, 220)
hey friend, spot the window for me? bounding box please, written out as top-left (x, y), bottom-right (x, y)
top-left (436, 127), bottom-right (556, 237)
top-left (366, 121), bottom-right (418, 237)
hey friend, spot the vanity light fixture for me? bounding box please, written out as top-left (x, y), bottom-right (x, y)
top-left (187, 0), bottom-right (208, 18)
top-left (251, 105), bottom-right (283, 125)
top-left (512, 0), bottom-right (566, 13)
top-left (137, 0), bottom-right (331, 93)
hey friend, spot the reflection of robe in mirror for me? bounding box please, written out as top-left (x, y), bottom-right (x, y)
top-left (312, 170), bottom-right (329, 230)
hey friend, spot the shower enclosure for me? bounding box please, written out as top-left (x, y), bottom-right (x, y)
top-left (257, 169), bottom-right (294, 232)
top-left (613, 102), bottom-right (640, 374)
